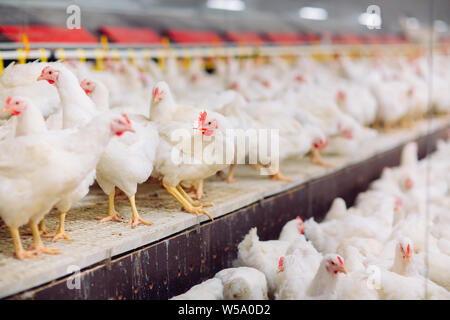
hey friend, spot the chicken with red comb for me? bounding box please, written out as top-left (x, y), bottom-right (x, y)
top-left (0, 112), bottom-right (134, 259)
top-left (81, 78), bottom-right (159, 228)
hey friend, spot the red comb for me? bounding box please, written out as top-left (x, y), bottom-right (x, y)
top-left (277, 257), bottom-right (284, 273)
top-left (41, 66), bottom-right (50, 75)
top-left (296, 216), bottom-right (303, 222)
top-left (6, 96), bottom-right (12, 104)
top-left (337, 256), bottom-right (343, 265)
top-left (198, 111), bottom-right (207, 123)
top-left (407, 244), bottom-right (411, 254)
top-left (337, 90), bottom-right (346, 100)
top-left (121, 113), bottom-right (131, 125)
top-left (154, 87), bottom-right (159, 96)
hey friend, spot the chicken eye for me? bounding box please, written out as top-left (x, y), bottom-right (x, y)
top-left (208, 121), bottom-right (211, 125)
top-left (331, 261), bottom-right (335, 265)
top-left (15, 101), bottom-right (19, 105)
top-left (49, 71), bottom-right (52, 75)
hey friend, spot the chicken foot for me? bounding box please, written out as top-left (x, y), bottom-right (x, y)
top-left (163, 183), bottom-right (213, 220)
top-left (252, 163), bottom-right (292, 181)
top-left (176, 184), bottom-right (213, 208)
top-left (10, 227), bottom-right (35, 260)
top-left (270, 169), bottom-right (292, 182)
top-left (42, 212), bottom-right (72, 242)
top-left (309, 149), bottom-right (332, 167)
top-left (28, 221), bottom-right (60, 256)
top-left (96, 189), bottom-right (124, 223)
top-left (128, 195), bottom-right (152, 228)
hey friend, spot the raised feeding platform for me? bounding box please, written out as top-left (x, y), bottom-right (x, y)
top-left (2, 116), bottom-right (450, 299)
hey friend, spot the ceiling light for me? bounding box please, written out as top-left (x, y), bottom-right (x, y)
top-left (299, 7), bottom-right (328, 21)
top-left (206, 0), bottom-right (245, 11)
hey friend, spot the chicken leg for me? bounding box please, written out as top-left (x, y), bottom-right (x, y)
top-left (28, 221), bottom-right (60, 255)
top-left (10, 227), bottom-right (35, 260)
top-left (163, 183), bottom-right (213, 220)
top-left (225, 164), bottom-right (237, 183)
top-left (309, 149), bottom-right (332, 167)
top-left (38, 220), bottom-right (49, 235)
top-left (23, 219), bottom-right (48, 236)
top-left (43, 212), bottom-right (71, 242)
top-left (128, 195), bottom-right (152, 228)
top-left (186, 179), bottom-right (206, 200)
top-left (96, 189), bottom-right (123, 223)
top-left (192, 179), bottom-right (204, 200)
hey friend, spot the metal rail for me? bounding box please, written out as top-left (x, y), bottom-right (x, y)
top-left (0, 42), bottom-right (448, 64)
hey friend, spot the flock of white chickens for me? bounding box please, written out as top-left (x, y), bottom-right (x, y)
top-left (172, 140), bottom-right (450, 300)
top-left (0, 51), bottom-right (448, 278)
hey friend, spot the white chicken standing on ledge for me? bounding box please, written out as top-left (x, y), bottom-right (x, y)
top-left (81, 78), bottom-right (159, 228)
top-left (152, 109), bottom-right (232, 220)
top-left (2, 96), bottom-right (52, 234)
top-left (0, 111), bottom-right (135, 259)
top-left (150, 82), bottom-right (233, 218)
top-left (36, 65), bottom-right (100, 241)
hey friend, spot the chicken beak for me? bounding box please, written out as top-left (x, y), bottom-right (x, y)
top-left (2, 105), bottom-right (13, 114)
top-left (126, 124), bottom-right (136, 133)
top-left (338, 265), bottom-right (347, 274)
top-left (37, 74), bottom-right (45, 81)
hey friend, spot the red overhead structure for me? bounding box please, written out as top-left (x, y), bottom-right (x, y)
top-left (100, 26), bottom-right (162, 44)
top-left (0, 25), bottom-right (97, 43)
top-left (331, 34), bottom-right (365, 45)
top-left (264, 32), bottom-right (304, 44)
top-left (383, 34), bottom-right (406, 44)
top-left (225, 31), bottom-right (264, 45)
top-left (166, 29), bottom-right (223, 44)
top-left (301, 32), bottom-right (321, 44)
top-left (364, 34), bottom-right (384, 44)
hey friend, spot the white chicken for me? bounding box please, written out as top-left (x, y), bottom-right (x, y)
top-left (275, 254), bottom-right (347, 300)
top-left (2, 96), bottom-right (47, 138)
top-left (170, 278), bottom-right (223, 300)
top-left (81, 78), bottom-right (159, 228)
top-left (150, 82), bottom-right (233, 218)
top-left (323, 198), bottom-right (347, 222)
top-left (0, 112), bottom-right (134, 259)
top-left (0, 61), bottom-right (60, 120)
top-left (215, 267), bottom-right (268, 300)
top-left (36, 64), bottom-right (101, 240)
top-left (375, 238), bottom-right (450, 300)
top-left (235, 227), bottom-right (289, 296)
